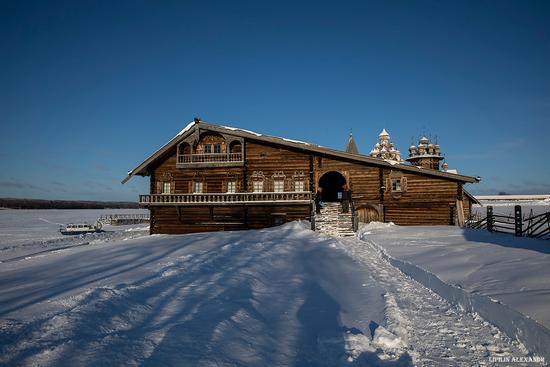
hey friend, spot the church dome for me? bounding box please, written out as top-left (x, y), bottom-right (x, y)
top-left (369, 129), bottom-right (403, 163)
top-left (407, 133), bottom-right (445, 170)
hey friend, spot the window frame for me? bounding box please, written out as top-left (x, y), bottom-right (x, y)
top-left (193, 181), bottom-right (204, 194)
top-left (273, 179), bottom-right (285, 193)
top-left (227, 181), bottom-right (236, 193)
top-left (253, 180), bottom-right (264, 193)
top-left (162, 182), bottom-right (171, 194)
top-left (294, 180), bottom-right (305, 192)
top-left (391, 178), bottom-right (402, 192)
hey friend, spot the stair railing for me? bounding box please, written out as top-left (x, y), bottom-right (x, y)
top-left (351, 200), bottom-right (358, 232)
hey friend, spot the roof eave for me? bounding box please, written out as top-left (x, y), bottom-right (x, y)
top-left (122, 121), bottom-right (480, 184)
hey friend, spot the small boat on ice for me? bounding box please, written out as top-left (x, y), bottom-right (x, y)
top-left (59, 222), bottom-right (103, 235)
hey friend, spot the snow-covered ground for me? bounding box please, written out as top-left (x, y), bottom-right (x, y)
top-left (1, 211), bottom-right (545, 366)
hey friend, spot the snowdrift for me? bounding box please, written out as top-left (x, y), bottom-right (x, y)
top-left (359, 223), bottom-right (550, 362)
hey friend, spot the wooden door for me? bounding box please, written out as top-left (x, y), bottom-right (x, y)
top-left (357, 207), bottom-right (379, 223)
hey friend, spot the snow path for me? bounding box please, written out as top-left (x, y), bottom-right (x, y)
top-left (336, 236), bottom-right (530, 366)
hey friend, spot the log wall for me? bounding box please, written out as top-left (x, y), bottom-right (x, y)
top-left (148, 136), bottom-right (467, 233)
top-left (315, 157), bottom-right (461, 225)
top-left (150, 204), bottom-right (311, 234)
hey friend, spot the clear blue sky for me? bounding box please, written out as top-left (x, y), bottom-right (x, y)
top-left (1, 0), bottom-right (549, 201)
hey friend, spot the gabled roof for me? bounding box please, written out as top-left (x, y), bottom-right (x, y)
top-left (122, 120), bottom-right (481, 184)
top-left (463, 189), bottom-right (481, 205)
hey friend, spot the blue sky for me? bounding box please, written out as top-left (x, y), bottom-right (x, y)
top-left (1, 0), bottom-right (549, 201)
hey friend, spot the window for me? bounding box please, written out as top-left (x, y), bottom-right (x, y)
top-left (194, 181), bottom-right (203, 193)
top-left (203, 144), bottom-right (212, 154)
top-left (253, 180), bottom-right (263, 193)
top-left (273, 180), bottom-right (285, 192)
top-left (162, 182), bottom-right (171, 194)
top-left (227, 181), bottom-right (236, 193)
top-left (391, 179), bottom-right (401, 192)
top-left (294, 180), bottom-right (304, 192)
top-left (214, 144), bottom-right (221, 153)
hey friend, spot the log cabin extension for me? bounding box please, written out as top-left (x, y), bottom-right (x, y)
top-left (123, 119), bottom-right (480, 234)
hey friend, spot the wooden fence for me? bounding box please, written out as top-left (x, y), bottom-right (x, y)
top-left (466, 205), bottom-right (550, 240)
top-left (98, 213), bottom-right (150, 225)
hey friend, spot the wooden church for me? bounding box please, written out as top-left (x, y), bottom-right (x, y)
top-left (123, 118), bottom-right (480, 235)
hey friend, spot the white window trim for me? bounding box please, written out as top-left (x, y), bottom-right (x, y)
top-left (294, 180), bottom-right (305, 192)
top-left (227, 181), bottom-right (236, 193)
top-left (194, 181), bottom-right (204, 194)
top-left (253, 180), bottom-right (264, 193)
top-left (273, 179), bottom-right (285, 192)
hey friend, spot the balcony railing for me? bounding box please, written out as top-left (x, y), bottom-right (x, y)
top-left (139, 192), bottom-right (312, 206)
top-left (177, 153), bottom-right (243, 165)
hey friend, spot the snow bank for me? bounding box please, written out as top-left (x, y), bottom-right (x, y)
top-left (360, 225), bottom-right (550, 361)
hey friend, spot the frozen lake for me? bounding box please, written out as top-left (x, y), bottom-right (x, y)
top-left (472, 200), bottom-right (550, 218)
top-left (0, 209), bottom-right (149, 261)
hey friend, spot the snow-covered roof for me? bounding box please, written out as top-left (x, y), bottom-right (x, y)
top-left (122, 120), bottom-right (480, 184)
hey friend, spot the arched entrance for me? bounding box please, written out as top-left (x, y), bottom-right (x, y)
top-left (318, 171), bottom-right (346, 202)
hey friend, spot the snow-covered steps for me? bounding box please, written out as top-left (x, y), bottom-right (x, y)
top-left (315, 202), bottom-right (355, 237)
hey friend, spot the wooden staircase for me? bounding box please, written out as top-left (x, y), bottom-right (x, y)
top-left (315, 202), bottom-right (355, 237)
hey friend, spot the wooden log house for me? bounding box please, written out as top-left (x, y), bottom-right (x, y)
top-left (122, 119), bottom-right (480, 234)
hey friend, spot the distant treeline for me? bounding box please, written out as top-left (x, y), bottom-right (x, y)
top-left (0, 198), bottom-right (140, 209)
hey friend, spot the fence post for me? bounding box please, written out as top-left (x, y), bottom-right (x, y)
top-left (487, 206), bottom-right (494, 232)
top-left (311, 202), bottom-right (316, 231)
top-left (514, 205), bottom-right (522, 237)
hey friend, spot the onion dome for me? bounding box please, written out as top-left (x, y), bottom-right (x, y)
top-left (368, 128), bottom-right (403, 163)
top-left (407, 134), bottom-right (445, 170)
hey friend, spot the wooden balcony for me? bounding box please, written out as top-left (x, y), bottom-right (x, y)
top-left (139, 192), bottom-right (313, 206)
top-left (176, 153), bottom-right (243, 167)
